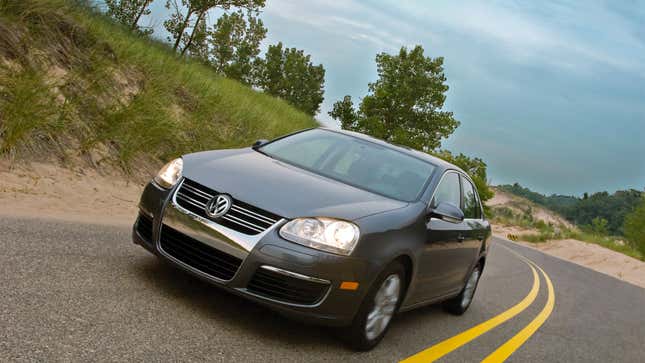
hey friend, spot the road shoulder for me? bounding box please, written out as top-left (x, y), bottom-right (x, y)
top-left (493, 234), bottom-right (645, 289)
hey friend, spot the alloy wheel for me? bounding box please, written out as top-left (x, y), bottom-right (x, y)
top-left (365, 274), bottom-right (401, 340)
top-left (461, 268), bottom-right (480, 309)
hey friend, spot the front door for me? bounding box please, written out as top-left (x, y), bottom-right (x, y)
top-left (411, 172), bottom-right (469, 303)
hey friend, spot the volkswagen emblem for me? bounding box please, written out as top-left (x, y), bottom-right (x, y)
top-left (205, 194), bottom-right (232, 218)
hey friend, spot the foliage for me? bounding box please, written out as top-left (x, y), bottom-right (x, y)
top-left (208, 10), bottom-right (266, 85)
top-left (624, 195), bottom-right (645, 257)
top-left (105, 0), bottom-right (153, 35)
top-left (329, 46), bottom-right (491, 206)
top-left (490, 205), bottom-right (643, 261)
top-left (498, 183), bottom-right (643, 236)
top-left (329, 45), bottom-right (459, 151)
top-left (590, 217), bottom-right (609, 235)
top-left (255, 42), bottom-right (326, 116)
top-left (163, 0), bottom-right (264, 55)
top-left (0, 0), bottom-right (316, 168)
top-left (183, 12), bottom-right (209, 59)
top-left (0, 68), bottom-right (62, 154)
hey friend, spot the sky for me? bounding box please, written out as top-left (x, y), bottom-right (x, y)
top-left (140, 0), bottom-right (645, 196)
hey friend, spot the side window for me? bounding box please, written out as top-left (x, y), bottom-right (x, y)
top-left (461, 176), bottom-right (481, 219)
top-left (432, 172), bottom-right (461, 208)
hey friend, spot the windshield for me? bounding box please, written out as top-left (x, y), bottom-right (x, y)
top-left (259, 129), bottom-right (437, 202)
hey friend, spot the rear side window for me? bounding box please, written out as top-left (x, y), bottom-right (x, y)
top-left (461, 177), bottom-right (481, 219)
top-left (432, 172), bottom-right (461, 208)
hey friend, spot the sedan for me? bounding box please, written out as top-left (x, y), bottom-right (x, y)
top-left (132, 128), bottom-right (491, 350)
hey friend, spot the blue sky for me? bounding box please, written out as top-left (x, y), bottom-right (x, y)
top-left (140, 0), bottom-right (645, 195)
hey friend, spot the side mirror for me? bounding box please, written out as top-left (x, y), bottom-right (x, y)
top-left (429, 202), bottom-right (464, 223)
top-left (252, 139), bottom-right (269, 149)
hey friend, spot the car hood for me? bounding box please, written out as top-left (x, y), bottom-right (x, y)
top-left (181, 148), bottom-right (408, 221)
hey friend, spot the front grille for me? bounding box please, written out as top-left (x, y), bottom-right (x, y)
top-left (159, 224), bottom-right (242, 281)
top-left (136, 212), bottom-right (153, 242)
top-left (175, 178), bottom-right (281, 235)
top-left (247, 267), bottom-right (330, 305)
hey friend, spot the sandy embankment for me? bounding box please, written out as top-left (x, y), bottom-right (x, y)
top-left (489, 189), bottom-right (644, 288)
top-left (0, 161), bottom-right (142, 226)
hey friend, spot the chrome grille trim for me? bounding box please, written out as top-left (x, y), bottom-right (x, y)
top-left (230, 205), bottom-right (278, 224)
top-left (221, 214), bottom-right (265, 233)
top-left (181, 183), bottom-right (213, 199)
top-left (176, 194), bottom-right (206, 209)
top-left (173, 178), bottom-right (284, 236)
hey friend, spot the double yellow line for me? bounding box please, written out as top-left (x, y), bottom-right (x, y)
top-left (401, 245), bottom-right (555, 363)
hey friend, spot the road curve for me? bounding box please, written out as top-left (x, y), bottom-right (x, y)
top-left (1, 216), bottom-right (644, 362)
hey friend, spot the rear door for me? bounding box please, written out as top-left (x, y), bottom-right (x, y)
top-left (458, 176), bottom-right (487, 281)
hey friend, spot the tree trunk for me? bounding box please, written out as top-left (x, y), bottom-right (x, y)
top-left (131, 0), bottom-right (152, 30)
top-left (172, 7), bottom-right (193, 51)
top-left (180, 10), bottom-right (205, 56)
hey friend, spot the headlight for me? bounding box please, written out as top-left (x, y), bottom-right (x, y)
top-left (154, 158), bottom-right (183, 189)
top-left (279, 217), bottom-right (360, 256)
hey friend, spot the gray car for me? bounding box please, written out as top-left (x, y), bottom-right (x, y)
top-left (133, 128), bottom-right (491, 350)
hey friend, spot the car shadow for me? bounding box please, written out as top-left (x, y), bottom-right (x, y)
top-left (128, 254), bottom-right (452, 357)
top-left (129, 255), bottom-right (345, 349)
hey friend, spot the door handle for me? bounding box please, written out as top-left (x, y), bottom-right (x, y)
top-left (457, 235), bottom-right (465, 242)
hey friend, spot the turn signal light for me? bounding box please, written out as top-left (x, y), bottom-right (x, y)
top-left (340, 281), bottom-right (359, 290)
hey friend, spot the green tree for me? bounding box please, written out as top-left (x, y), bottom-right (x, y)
top-left (164, 0), bottom-right (264, 56)
top-left (186, 14), bottom-right (209, 60)
top-left (624, 195), bottom-right (645, 256)
top-left (256, 42), bottom-right (325, 116)
top-left (590, 217), bottom-right (609, 235)
top-left (329, 45), bottom-right (460, 151)
top-left (105, 0), bottom-right (153, 35)
top-left (208, 10), bottom-right (266, 84)
top-left (329, 95), bottom-right (357, 127)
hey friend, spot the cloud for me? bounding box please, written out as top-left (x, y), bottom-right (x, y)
top-left (394, 0), bottom-right (645, 77)
top-left (262, 0), bottom-right (417, 51)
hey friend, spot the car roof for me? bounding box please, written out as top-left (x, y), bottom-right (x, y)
top-left (319, 127), bottom-right (467, 176)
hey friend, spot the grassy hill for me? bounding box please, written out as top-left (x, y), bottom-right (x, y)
top-left (0, 0), bottom-right (317, 173)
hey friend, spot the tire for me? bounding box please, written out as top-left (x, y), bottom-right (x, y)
top-left (444, 264), bottom-right (481, 315)
top-left (342, 261), bottom-right (406, 351)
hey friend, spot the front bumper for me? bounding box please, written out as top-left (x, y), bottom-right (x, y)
top-left (132, 181), bottom-right (374, 326)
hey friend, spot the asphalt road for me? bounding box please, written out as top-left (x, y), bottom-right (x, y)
top-left (1, 216), bottom-right (644, 362)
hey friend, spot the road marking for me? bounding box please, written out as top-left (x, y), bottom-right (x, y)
top-left (400, 252), bottom-right (540, 363)
top-left (481, 254), bottom-right (555, 363)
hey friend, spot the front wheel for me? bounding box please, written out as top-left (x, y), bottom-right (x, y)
top-left (444, 265), bottom-right (481, 315)
top-left (342, 261), bottom-right (405, 351)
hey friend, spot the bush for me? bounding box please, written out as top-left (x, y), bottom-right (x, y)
top-left (624, 196), bottom-right (645, 257)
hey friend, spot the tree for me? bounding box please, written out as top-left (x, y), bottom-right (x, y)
top-left (624, 195), bottom-right (645, 257)
top-left (590, 217), bottom-right (609, 235)
top-left (164, 0), bottom-right (265, 56)
top-left (255, 42), bottom-right (325, 116)
top-left (105, 0), bottom-right (154, 35)
top-left (329, 45), bottom-right (460, 151)
top-left (208, 10), bottom-right (266, 84)
top-left (185, 14), bottom-right (209, 60)
top-left (329, 95), bottom-right (357, 127)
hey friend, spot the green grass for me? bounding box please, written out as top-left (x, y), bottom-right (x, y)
top-left (0, 0), bottom-right (317, 168)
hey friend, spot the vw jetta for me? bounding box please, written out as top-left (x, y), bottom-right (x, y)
top-left (133, 128), bottom-right (490, 350)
